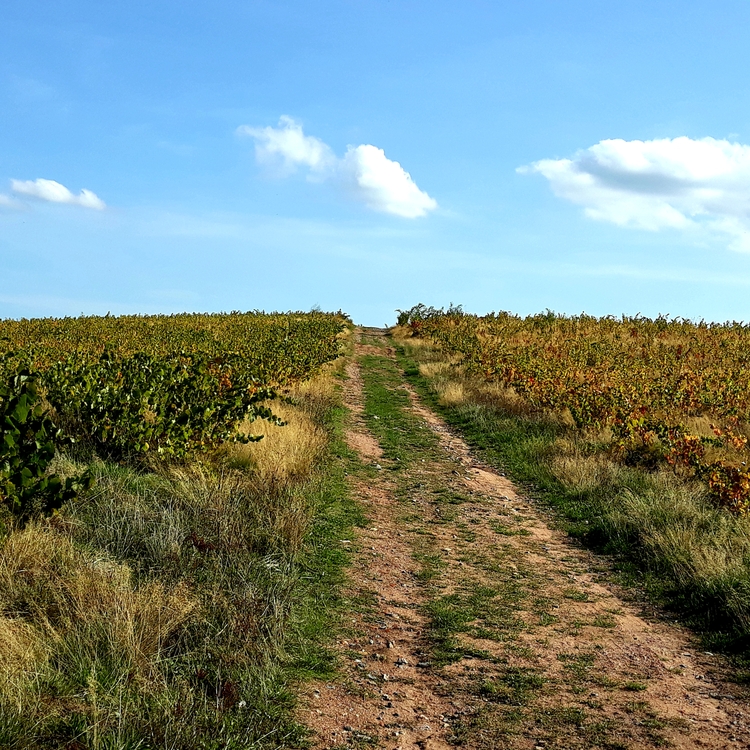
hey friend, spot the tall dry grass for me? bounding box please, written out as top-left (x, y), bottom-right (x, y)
top-left (0, 367), bottom-right (342, 747)
top-left (231, 399), bottom-right (327, 484)
top-left (409, 342), bottom-right (532, 417)
top-left (0, 523), bottom-right (195, 737)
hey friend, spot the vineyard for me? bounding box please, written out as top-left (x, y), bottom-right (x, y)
top-left (401, 305), bottom-right (750, 514)
top-left (0, 311), bottom-right (346, 384)
top-left (1, 311), bottom-right (345, 519)
top-left (0, 310), bottom-right (351, 748)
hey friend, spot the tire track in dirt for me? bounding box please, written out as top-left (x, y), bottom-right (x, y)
top-left (301, 330), bottom-right (750, 749)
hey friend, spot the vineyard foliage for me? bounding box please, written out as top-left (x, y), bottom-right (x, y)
top-left (0, 311), bottom-right (345, 516)
top-left (0, 369), bottom-right (92, 519)
top-left (0, 310), bottom-right (345, 383)
top-left (404, 305), bottom-right (750, 513)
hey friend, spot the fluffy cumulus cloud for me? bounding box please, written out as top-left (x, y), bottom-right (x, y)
top-left (341, 144), bottom-right (437, 218)
top-left (519, 137), bottom-right (750, 251)
top-left (11, 178), bottom-right (106, 209)
top-left (237, 117), bottom-right (437, 218)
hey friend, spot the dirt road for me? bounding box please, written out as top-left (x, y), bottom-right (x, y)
top-left (300, 330), bottom-right (750, 749)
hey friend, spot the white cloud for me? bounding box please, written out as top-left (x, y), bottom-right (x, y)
top-left (237, 116), bottom-right (437, 218)
top-left (11, 178), bottom-right (106, 210)
top-left (237, 115), bottom-right (335, 174)
top-left (341, 144), bottom-right (437, 218)
top-left (519, 136), bottom-right (750, 252)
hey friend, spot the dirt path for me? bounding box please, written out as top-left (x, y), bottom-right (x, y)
top-left (300, 339), bottom-right (457, 749)
top-left (300, 330), bottom-right (750, 749)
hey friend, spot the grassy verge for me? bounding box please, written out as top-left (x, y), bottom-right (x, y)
top-left (394, 333), bottom-right (750, 663)
top-left (0, 371), bottom-right (365, 749)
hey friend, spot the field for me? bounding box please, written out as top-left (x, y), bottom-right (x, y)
top-left (4, 307), bottom-right (750, 749)
top-left (0, 311), bottom-right (356, 748)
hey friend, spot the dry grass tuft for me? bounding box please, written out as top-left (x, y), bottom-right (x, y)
top-left (163, 462), bottom-right (311, 556)
top-left (229, 374), bottom-right (333, 484)
top-left (0, 618), bottom-right (45, 682)
top-left (0, 522), bottom-right (198, 741)
top-left (290, 368), bottom-right (338, 410)
top-left (407, 336), bottom-right (530, 417)
top-left (390, 324), bottom-right (414, 339)
top-left (615, 479), bottom-right (750, 595)
top-left (549, 439), bottom-right (622, 493)
top-left (437, 381), bottom-right (468, 407)
top-left (418, 362), bottom-right (452, 378)
top-left (550, 451), bottom-right (621, 492)
top-left (232, 400), bottom-right (326, 483)
top-left (473, 381), bottom-right (532, 416)
top-left (0, 524), bottom-right (196, 694)
top-left (401, 335), bottom-right (433, 349)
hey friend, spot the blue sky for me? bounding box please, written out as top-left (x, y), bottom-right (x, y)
top-left (2, 1), bottom-right (750, 324)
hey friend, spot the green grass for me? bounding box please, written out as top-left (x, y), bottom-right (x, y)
top-left (623, 681), bottom-right (648, 692)
top-left (477, 667), bottom-right (546, 705)
top-left (563, 588), bottom-right (591, 602)
top-left (490, 521), bottom-right (531, 536)
top-left (358, 353), bottom-right (440, 466)
top-left (284, 400), bottom-right (369, 686)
